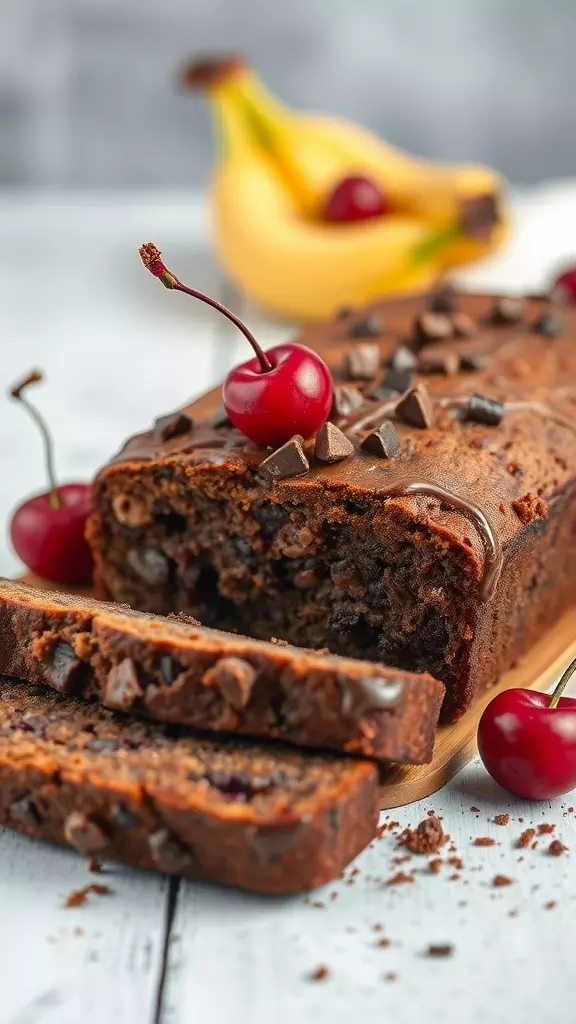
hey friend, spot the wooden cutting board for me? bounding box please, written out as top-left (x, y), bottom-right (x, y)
top-left (20, 573), bottom-right (576, 809)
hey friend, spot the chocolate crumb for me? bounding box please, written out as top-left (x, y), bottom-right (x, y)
top-left (311, 965), bottom-right (330, 981)
top-left (474, 837), bottom-right (496, 847)
top-left (517, 828), bottom-right (536, 848)
top-left (154, 411), bottom-right (192, 442)
top-left (548, 840), bottom-right (568, 856)
top-left (65, 883), bottom-right (111, 908)
top-left (88, 857), bottom-right (102, 874)
top-left (545, 900), bottom-right (557, 910)
top-left (449, 857), bottom-right (463, 870)
top-left (377, 937), bottom-right (391, 948)
top-left (387, 871), bottom-right (415, 886)
top-left (426, 944), bottom-right (453, 957)
top-left (429, 858), bottom-right (442, 874)
top-left (398, 815), bottom-right (445, 854)
top-left (492, 874), bottom-right (513, 887)
top-left (470, 806), bottom-right (480, 813)
top-left (494, 814), bottom-right (510, 826)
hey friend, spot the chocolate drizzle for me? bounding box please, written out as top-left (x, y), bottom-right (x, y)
top-left (381, 480), bottom-right (502, 601)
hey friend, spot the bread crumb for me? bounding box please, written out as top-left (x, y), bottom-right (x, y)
top-left (548, 840), bottom-right (568, 856)
top-left (429, 858), bottom-right (442, 874)
top-left (473, 837), bottom-right (496, 847)
top-left (493, 814), bottom-right (510, 826)
top-left (384, 972), bottom-right (398, 982)
top-left (88, 857), bottom-right (102, 874)
top-left (398, 815), bottom-right (445, 854)
top-left (512, 492), bottom-right (548, 524)
top-left (387, 871), bottom-right (415, 886)
top-left (492, 874), bottom-right (513, 887)
top-left (65, 883), bottom-right (111, 908)
top-left (426, 944), bottom-right (453, 957)
top-left (470, 806), bottom-right (480, 813)
top-left (545, 900), bottom-right (557, 910)
top-left (537, 823), bottom-right (555, 835)
top-left (310, 965), bottom-right (330, 981)
top-left (517, 828), bottom-right (536, 848)
top-left (377, 937), bottom-right (391, 948)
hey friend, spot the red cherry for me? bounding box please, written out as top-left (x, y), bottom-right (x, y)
top-left (139, 242), bottom-right (333, 447)
top-left (553, 265), bottom-right (576, 303)
top-left (324, 175), bottom-right (389, 223)
top-left (11, 483), bottom-right (93, 585)
top-left (477, 658), bottom-right (576, 800)
top-left (222, 343), bottom-right (332, 447)
top-left (9, 371), bottom-right (93, 585)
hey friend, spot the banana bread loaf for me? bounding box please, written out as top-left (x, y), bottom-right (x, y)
top-left (88, 290), bottom-right (576, 719)
top-left (0, 677), bottom-right (378, 893)
top-left (0, 579), bottom-right (443, 763)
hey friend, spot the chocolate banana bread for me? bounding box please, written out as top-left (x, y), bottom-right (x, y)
top-left (0, 580), bottom-right (443, 763)
top-left (0, 677), bottom-right (377, 893)
top-left (88, 290), bottom-right (576, 720)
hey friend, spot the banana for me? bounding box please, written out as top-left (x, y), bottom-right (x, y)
top-left (182, 57), bottom-right (508, 320)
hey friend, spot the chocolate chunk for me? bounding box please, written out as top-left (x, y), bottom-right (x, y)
top-left (360, 420), bottom-right (400, 459)
top-left (314, 422), bottom-right (355, 463)
top-left (532, 310), bottom-right (563, 336)
top-left (127, 547), bottom-right (170, 585)
top-left (104, 658), bottom-right (143, 711)
top-left (10, 793), bottom-right (40, 827)
top-left (380, 367), bottom-right (413, 393)
top-left (212, 405), bottom-right (232, 428)
top-left (345, 342), bottom-right (381, 380)
top-left (159, 655), bottom-right (184, 685)
top-left (465, 393), bottom-right (504, 426)
top-left (112, 803), bottom-right (140, 829)
top-left (427, 283), bottom-right (457, 314)
top-left (418, 350), bottom-right (459, 375)
top-left (452, 312), bottom-right (476, 338)
top-left (202, 656), bottom-right (257, 709)
top-left (331, 384), bottom-right (365, 418)
top-left (253, 501), bottom-right (290, 536)
top-left (44, 642), bottom-right (84, 695)
top-left (388, 345), bottom-right (418, 372)
top-left (460, 351), bottom-right (487, 372)
top-left (413, 312), bottom-right (453, 347)
top-left (490, 296), bottom-right (525, 324)
top-left (148, 829), bottom-right (194, 873)
top-left (460, 193), bottom-right (499, 241)
top-left (340, 675), bottom-right (404, 718)
top-left (64, 812), bottom-right (110, 856)
top-left (346, 314), bottom-right (383, 338)
top-left (396, 385), bottom-right (435, 428)
top-left (154, 411), bottom-right (193, 442)
top-left (261, 436), bottom-right (309, 480)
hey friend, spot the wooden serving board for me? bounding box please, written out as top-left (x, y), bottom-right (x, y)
top-left (20, 574), bottom-right (576, 810)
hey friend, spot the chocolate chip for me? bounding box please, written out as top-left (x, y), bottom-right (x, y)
top-left (380, 367), bottom-right (413, 393)
top-left (532, 310), bottom-right (563, 336)
top-left (360, 420), bottom-right (400, 458)
top-left (159, 655), bottom-right (184, 685)
top-left (64, 812), bottom-right (109, 856)
top-left (148, 829), bottom-right (194, 873)
top-left (112, 803), bottom-right (140, 829)
top-left (452, 312), bottom-right (476, 338)
top-left (10, 793), bottom-right (40, 827)
top-left (293, 568), bottom-right (318, 589)
top-left (104, 658), bottom-right (143, 711)
top-left (253, 501), bottom-right (290, 536)
top-left (154, 411), bottom-right (193, 442)
top-left (261, 436), bottom-right (309, 480)
top-left (331, 384), bottom-right (365, 417)
top-left (460, 351), bottom-right (487, 372)
top-left (346, 314), bottom-right (383, 338)
top-left (203, 656), bottom-right (257, 709)
top-left (212, 405), bottom-right (232, 428)
top-left (427, 283), bottom-right (458, 314)
top-left (418, 350), bottom-right (459, 375)
top-left (44, 643), bottom-right (84, 695)
top-left (127, 547), bottom-right (170, 585)
top-left (460, 193), bottom-right (499, 241)
top-left (314, 422), bottom-right (354, 463)
top-left (490, 296), bottom-right (526, 324)
top-left (388, 345), bottom-right (418, 372)
top-left (413, 312), bottom-right (453, 347)
top-left (396, 385), bottom-right (435, 428)
top-left (345, 342), bottom-right (381, 380)
top-left (465, 393), bottom-right (504, 426)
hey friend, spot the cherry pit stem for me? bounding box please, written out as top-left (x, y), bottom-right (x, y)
top-left (549, 656), bottom-right (576, 709)
top-left (139, 242), bottom-right (273, 373)
top-left (10, 370), bottom-right (60, 509)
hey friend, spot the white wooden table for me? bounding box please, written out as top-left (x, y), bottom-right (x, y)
top-left (1, 188), bottom-right (576, 1024)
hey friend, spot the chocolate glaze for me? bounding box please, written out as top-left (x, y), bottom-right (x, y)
top-left (97, 292), bottom-right (576, 609)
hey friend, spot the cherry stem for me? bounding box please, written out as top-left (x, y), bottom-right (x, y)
top-left (10, 371), bottom-right (60, 509)
top-left (138, 242), bottom-right (273, 373)
top-left (549, 656), bottom-right (576, 708)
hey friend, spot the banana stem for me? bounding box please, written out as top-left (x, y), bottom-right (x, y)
top-left (410, 221), bottom-right (461, 265)
top-left (139, 243), bottom-right (273, 373)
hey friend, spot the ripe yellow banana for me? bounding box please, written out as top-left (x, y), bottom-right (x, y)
top-left (183, 56), bottom-right (508, 321)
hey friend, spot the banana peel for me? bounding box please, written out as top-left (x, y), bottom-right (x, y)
top-left (183, 56), bottom-right (508, 321)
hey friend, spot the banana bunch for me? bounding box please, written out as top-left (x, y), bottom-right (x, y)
top-left (183, 56), bottom-right (508, 322)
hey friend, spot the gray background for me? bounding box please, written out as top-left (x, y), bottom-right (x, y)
top-left (1, 0), bottom-right (575, 189)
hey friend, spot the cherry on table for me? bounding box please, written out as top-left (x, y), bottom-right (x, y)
top-left (553, 265), bottom-right (576, 303)
top-left (139, 243), bottom-right (333, 447)
top-left (9, 371), bottom-right (93, 585)
top-left (324, 175), bottom-right (389, 223)
top-left (478, 656), bottom-right (576, 800)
